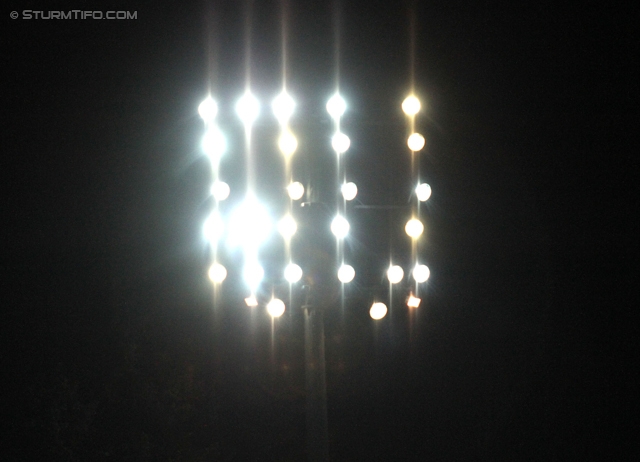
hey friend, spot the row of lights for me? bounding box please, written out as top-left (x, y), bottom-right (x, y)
top-left (201, 93), bottom-right (431, 320)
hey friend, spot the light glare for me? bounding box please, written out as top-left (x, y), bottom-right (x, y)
top-left (243, 263), bottom-right (264, 288)
top-left (413, 264), bottom-right (430, 283)
top-left (236, 92), bottom-right (260, 125)
top-left (272, 92), bottom-right (295, 124)
top-left (198, 97), bottom-right (218, 121)
top-left (331, 215), bottom-right (350, 239)
top-left (245, 295), bottom-right (258, 307)
top-left (326, 94), bottom-right (346, 119)
top-left (387, 265), bottom-right (404, 284)
top-left (278, 215), bottom-right (297, 239)
top-left (284, 263), bottom-right (303, 283)
top-left (278, 131), bottom-right (298, 157)
top-left (405, 218), bottom-right (424, 238)
top-left (287, 182), bottom-right (305, 201)
top-left (402, 95), bottom-right (421, 116)
top-left (267, 298), bottom-right (286, 318)
top-left (208, 263), bottom-right (227, 283)
top-left (407, 133), bottom-right (426, 152)
top-left (203, 212), bottom-right (225, 242)
top-left (228, 199), bottom-right (272, 249)
top-left (211, 181), bottom-right (230, 201)
top-left (370, 302), bottom-right (388, 320)
top-left (341, 182), bottom-right (358, 201)
top-left (407, 293), bottom-right (421, 308)
top-left (332, 132), bottom-right (351, 154)
top-left (202, 127), bottom-right (226, 159)
top-left (337, 264), bottom-right (355, 283)
top-left (416, 183), bottom-right (432, 202)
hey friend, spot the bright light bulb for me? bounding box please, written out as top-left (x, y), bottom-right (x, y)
top-left (272, 92), bottom-right (295, 125)
top-left (278, 131), bottom-right (298, 157)
top-left (387, 265), bottom-right (404, 284)
top-left (211, 181), bottom-right (230, 201)
top-left (228, 199), bottom-right (272, 250)
top-left (236, 92), bottom-right (260, 125)
top-left (278, 215), bottom-right (297, 239)
top-left (413, 264), bottom-right (430, 283)
top-left (331, 215), bottom-right (350, 239)
top-left (337, 264), bottom-right (355, 283)
top-left (407, 133), bottom-right (426, 152)
top-left (267, 298), bottom-right (286, 318)
top-left (332, 132), bottom-right (351, 154)
top-left (203, 212), bottom-right (225, 242)
top-left (402, 95), bottom-right (421, 116)
top-left (208, 263), bottom-right (227, 283)
top-left (198, 97), bottom-right (218, 121)
top-left (243, 263), bottom-right (264, 289)
top-left (326, 94), bottom-right (346, 119)
top-left (370, 302), bottom-right (388, 320)
top-left (407, 293), bottom-right (421, 308)
top-left (202, 127), bottom-right (226, 159)
top-left (405, 218), bottom-right (424, 238)
top-left (287, 182), bottom-right (304, 201)
top-left (245, 295), bottom-right (258, 307)
top-left (284, 263), bottom-right (303, 283)
top-left (341, 182), bottom-right (358, 201)
top-left (416, 183), bottom-right (432, 202)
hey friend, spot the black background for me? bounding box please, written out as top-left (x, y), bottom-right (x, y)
top-left (3, 0), bottom-right (637, 460)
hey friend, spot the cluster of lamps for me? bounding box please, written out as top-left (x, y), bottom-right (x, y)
top-left (199, 92), bottom-right (431, 320)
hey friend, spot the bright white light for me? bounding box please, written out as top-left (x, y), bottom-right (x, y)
top-left (243, 263), bottom-right (264, 289)
top-left (198, 97), bottom-right (218, 121)
top-left (402, 95), bottom-right (421, 116)
top-left (267, 298), bottom-right (286, 318)
top-left (278, 215), bottom-right (297, 239)
top-left (337, 264), bottom-right (355, 283)
top-left (228, 198), bottom-right (272, 249)
top-left (245, 295), bottom-right (258, 307)
top-left (287, 182), bottom-right (305, 201)
top-left (202, 127), bottom-right (226, 159)
top-left (413, 264), bottom-right (430, 283)
top-left (407, 133), bottom-right (426, 152)
top-left (211, 181), bottom-right (230, 201)
top-left (416, 183), bottom-right (432, 202)
top-left (387, 265), bottom-right (404, 284)
top-left (405, 218), bottom-right (424, 238)
top-left (236, 92), bottom-right (260, 125)
top-left (203, 212), bottom-right (225, 242)
top-left (278, 131), bottom-right (298, 157)
top-left (341, 182), bottom-right (358, 201)
top-left (331, 215), bottom-right (350, 239)
top-left (407, 293), bottom-right (421, 308)
top-left (326, 94), bottom-right (346, 119)
top-left (208, 263), bottom-right (227, 283)
top-left (370, 302), bottom-right (388, 320)
top-left (331, 132), bottom-right (351, 154)
top-left (272, 92), bottom-right (295, 125)
top-left (284, 263), bottom-right (303, 283)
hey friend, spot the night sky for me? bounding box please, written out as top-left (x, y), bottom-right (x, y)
top-left (3, 1), bottom-right (637, 460)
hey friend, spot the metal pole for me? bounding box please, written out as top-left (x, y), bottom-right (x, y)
top-left (304, 302), bottom-right (329, 461)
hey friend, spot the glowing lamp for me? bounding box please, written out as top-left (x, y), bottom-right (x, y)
top-left (332, 132), bottom-right (351, 154)
top-left (341, 182), bottom-right (358, 201)
top-left (287, 182), bottom-right (305, 201)
top-left (413, 264), bottom-right (430, 283)
top-left (326, 94), bottom-right (346, 119)
top-left (401, 95), bottom-right (421, 116)
top-left (272, 92), bottom-right (295, 125)
top-left (278, 131), bottom-right (298, 157)
top-left (416, 183), bottom-right (432, 202)
top-left (208, 263), bottom-right (227, 283)
top-left (236, 92), bottom-right (260, 125)
top-left (338, 264), bottom-right (355, 283)
top-left (211, 181), bottom-right (230, 201)
top-left (267, 298), bottom-right (286, 318)
top-left (284, 263), bottom-right (303, 283)
top-left (407, 133), bottom-right (426, 152)
top-left (405, 218), bottom-right (424, 238)
top-left (387, 265), bottom-right (404, 284)
top-left (198, 97), bottom-right (218, 121)
top-left (331, 215), bottom-right (350, 239)
top-left (370, 302), bottom-right (388, 320)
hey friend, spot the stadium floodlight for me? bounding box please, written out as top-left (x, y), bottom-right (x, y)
top-left (405, 218), bottom-right (424, 239)
top-left (401, 95), bottom-right (421, 116)
top-left (412, 264), bottom-right (430, 283)
top-left (326, 93), bottom-right (346, 119)
top-left (284, 263), bottom-right (303, 283)
top-left (331, 132), bottom-right (351, 154)
top-left (416, 183), bottom-right (432, 202)
top-left (369, 302), bottom-right (388, 320)
top-left (331, 215), bottom-right (350, 239)
top-left (267, 298), bottom-right (286, 318)
top-left (337, 264), bottom-right (355, 283)
top-left (198, 96), bottom-right (218, 122)
top-left (208, 263), bottom-right (227, 283)
top-left (387, 265), bottom-right (404, 284)
top-left (407, 133), bottom-right (425, 152)
top-left (236, 92), bottom-right (260, 125)
top-left (287, 181), bottom-right (305, 201)
top-left (272, 91), bottom-right (296, 125)
top-left (341, 182), bottom-right (358, 201)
